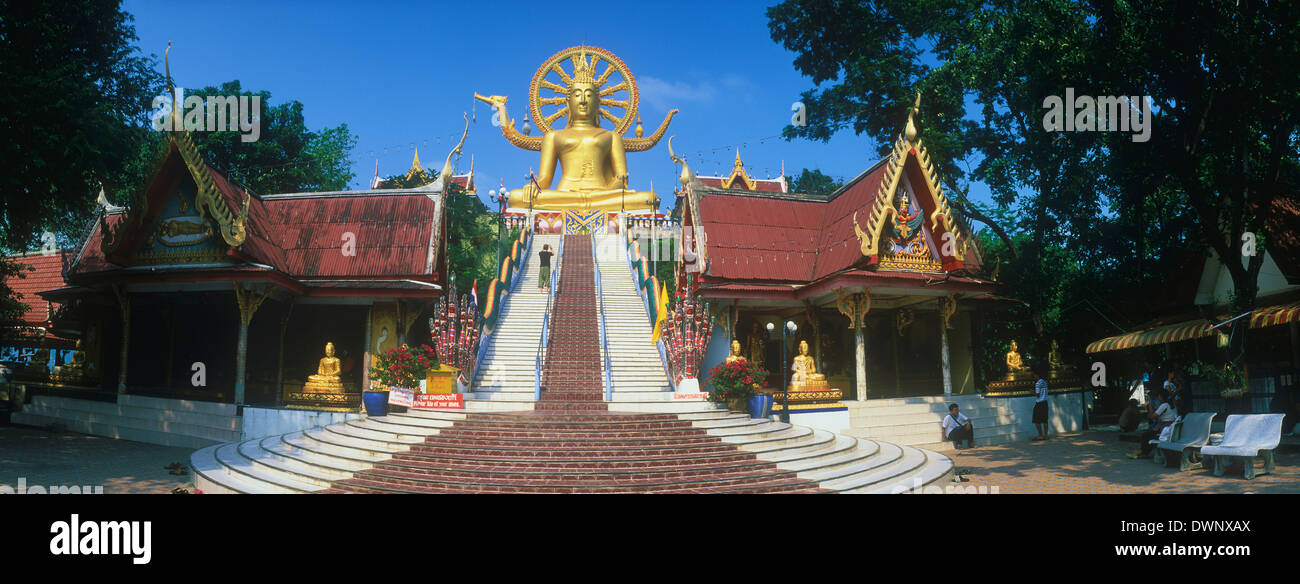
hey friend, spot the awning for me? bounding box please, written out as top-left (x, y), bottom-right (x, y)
top-left (1085, 300), bottom-right (1300, 354)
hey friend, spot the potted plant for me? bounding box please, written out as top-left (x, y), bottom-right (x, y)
top-left (1196, 361), bottom-right (1247, 399)
top-left (367, 344), bottom-right (438, 416)
top-left (706, 359), bottom-right (769, 415)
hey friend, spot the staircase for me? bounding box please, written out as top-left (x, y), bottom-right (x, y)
top-left (592, 235), bottom-right (675, 410)
top-left (843, 395), bottom-right (1025, 452)
top-left (190, 233), bottom-right (955, 493)
top-left (465, 234), bottom-right (562, 411)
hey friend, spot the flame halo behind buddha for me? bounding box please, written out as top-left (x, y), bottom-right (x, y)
top-left (475, 46), bottom-right (677, 212)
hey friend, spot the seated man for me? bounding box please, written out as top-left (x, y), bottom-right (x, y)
top-left (942, 403), bottom-right (975, 449)
top-left (1118, 399), bottom-right (1142, 433)
top-left (1127, 389), bottom-right (1177, 459)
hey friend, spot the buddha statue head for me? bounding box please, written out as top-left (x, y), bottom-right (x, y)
top-left (799, 340), bottom-right (810, 355)
top-left (567, 53), bottom-right (600, 127)
top-left (1009, 340), bottom-right (1018, 353)
top-left (730, 339), bottom-right (742, 355)
top-left (324, 342), bottom-right (335, 358)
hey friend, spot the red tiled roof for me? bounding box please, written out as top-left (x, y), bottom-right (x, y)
top-left (689, 152), bottom-right (988, 291)
top-left (5, 252), bottom-right (70, 327)
top-left (67, 142), bottom-right (444, 286)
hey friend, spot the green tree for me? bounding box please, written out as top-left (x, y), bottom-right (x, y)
top-left (182, 81), bottom-right (357, 195)
top-left (768, 0), bottom-right (1300, 371)
top-left (787, 168), bottom-right (843, 196)
top-left (0, 0), bottom-right (163, 323)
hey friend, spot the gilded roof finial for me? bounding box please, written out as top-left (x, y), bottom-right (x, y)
top-left (905, 91), bottom-right (922, 144)
top-left (635, 114), bottom-right (643, 138)
top-left (164, 40), bottom-right (173, 92)
top-left (734, 147), bottom-right (743, 169)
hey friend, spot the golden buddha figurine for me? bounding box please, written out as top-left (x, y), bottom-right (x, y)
top-left (304, 342), bottom-right (344, 393)
top-left (1047, 340), bottom-right (1073, 376)
top-left (1005, 340), bottom-right (1028, 380)
top-left (790, 340), bottom-right (828, 391)
top-left (476, 47), bottom-right (675, 212)
top-left (59, 341), bottom-right (87, 379)
top-left (724, 340), bottom-right (747, 364)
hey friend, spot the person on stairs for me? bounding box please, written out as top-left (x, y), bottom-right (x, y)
top-left (942, 403), bottom-right (975, 449)
top-left (538, 244), bottom-right (554, 293)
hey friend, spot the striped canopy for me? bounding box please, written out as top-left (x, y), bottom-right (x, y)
top-left (1085, 301), bottom-right (1300, 354)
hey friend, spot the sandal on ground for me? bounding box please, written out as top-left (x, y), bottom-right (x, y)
top-left (169, 468), bottom-right (189, 476)
top-left (164, 462), bottom-right (183, 470)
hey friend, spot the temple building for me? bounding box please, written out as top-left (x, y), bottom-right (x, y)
top-left (675, 97), bottom-right (1042, 434)
top-left (6, 102), bottom-right (466, 448)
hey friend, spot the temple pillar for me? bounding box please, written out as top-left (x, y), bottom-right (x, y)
top-left (1291, 321), bottom-right (1299, 370)
top-left (111, 285), bottom-right (130, 394)
top-left (939, 303), bottom-right (953, 396)
top-left (233, 283), bottom-right (271, 406)
top-left (363, 303), bottom-right (373, 392)
top-left (275, 300), bottom-right (294, 406)
top-left (835, 288), bottom-right (871, 401)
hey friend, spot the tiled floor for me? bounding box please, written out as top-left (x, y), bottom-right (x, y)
top-left (948, 429), bottom-right (1300, 494)
top-left (0, 424), bottom-right (194, 494)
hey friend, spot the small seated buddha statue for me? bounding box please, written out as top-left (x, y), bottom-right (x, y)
top-left (789, 340), bottom-right (828, 391)
top-left (1047, 340), bottom-right (1073, 377)
top-left (1005, 340), bottom-right (1029, 381)
top-left (303, 342), bottom-right (344, 393)
top-left (723, 340), bottom-right (747, 364)
top-left (59, 341), bottom-right (87, 380)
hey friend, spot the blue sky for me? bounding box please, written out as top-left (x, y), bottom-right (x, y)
top-left (123, 0), bottom-right (995, 214)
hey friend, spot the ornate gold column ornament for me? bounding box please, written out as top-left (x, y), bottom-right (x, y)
top-left (896, 308), bottom-right (915, 336)
top-left (834, 288), bottom-right (871, 401)
top-left (940, 292), bottom-right (958, 330)
top-left (233, 283), bottom-right (272, 406)
top-left (111, 284), bottom-right (130, 395)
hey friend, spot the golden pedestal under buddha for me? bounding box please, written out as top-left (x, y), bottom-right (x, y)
top-left (303, 342), bottom-right (344, 393)
top-left (475, 46), bottom-right (676, 212)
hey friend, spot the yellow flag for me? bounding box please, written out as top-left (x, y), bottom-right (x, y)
top-left (651, 282), bottom-right (669, 344)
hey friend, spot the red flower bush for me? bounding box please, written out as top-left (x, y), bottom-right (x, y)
top-left (706, 359), bottom-right (769, 404)
top-left (369, 344), bottom-right (439, 389)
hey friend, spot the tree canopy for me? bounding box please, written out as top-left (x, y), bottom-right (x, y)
top-left (768, 0), bottom-right (1300, 370)
top-left (787, 168), bottom-right (844, 196)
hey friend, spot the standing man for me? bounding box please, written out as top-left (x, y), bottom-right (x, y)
top-left (538, 244), bottom-right (554, 293)
top-left (1032, 367), bottom-right (1050, 441)
top-left (942, 403), bottom-right (975, 449)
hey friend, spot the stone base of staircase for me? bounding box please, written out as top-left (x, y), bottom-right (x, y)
top-left (843, 392), bottom-right (1090, 453)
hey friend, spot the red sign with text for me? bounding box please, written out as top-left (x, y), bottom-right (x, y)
top-left (412, 393), bottom-right (464, 410)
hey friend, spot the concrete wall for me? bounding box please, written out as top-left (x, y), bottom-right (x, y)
top-left (986, 390), bottom-right (1091, 435)
top-left (11, 394), bottom-right (241, 449)
top-left (241, 407), bottom-right (362, 441)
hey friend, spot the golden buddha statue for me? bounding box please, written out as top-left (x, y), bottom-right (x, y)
top-left (304, 342), bottom-right (344, 393)
top-left (724, 340), bottom-right (747, 364)
top-left (1047, 340), bottom-right (1073, 376)
top-left (790, 340), bottom-right (828, 391)
top-left (1005, 340), bottom-right (1029, 380)
top-left (58, 340), bottom-right (87, 379)
top-left (476, 46), bottom-right (676, 212)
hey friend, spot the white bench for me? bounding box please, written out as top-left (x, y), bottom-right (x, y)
top-left (1152, 412), bottom-right (1215, 471)
top-left (1200, 414), bottom-right (1286, 480)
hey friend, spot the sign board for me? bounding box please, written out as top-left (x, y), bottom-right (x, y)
top-left (388, 387), bottom-right (415, 408)
top-left (413, 393), bottom-right (464, 410)
top-left (672, 393), bottom-right (709, 400)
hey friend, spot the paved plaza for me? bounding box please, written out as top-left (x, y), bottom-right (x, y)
top-left (0, 424), bottom-right (194, 494)
top-left (3, 422), bottom-right (1296, 494)
top-left (950, 428), bottom-right (1300, 494)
